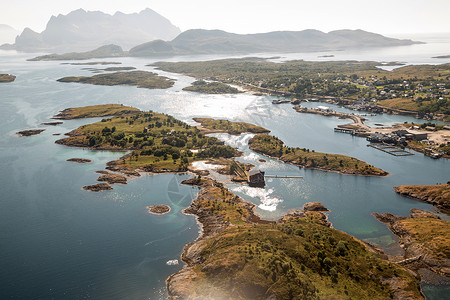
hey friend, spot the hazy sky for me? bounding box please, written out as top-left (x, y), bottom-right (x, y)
top-left (2, 0), bottom-right (450, 35)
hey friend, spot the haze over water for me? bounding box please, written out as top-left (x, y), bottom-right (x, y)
top-left (0, 38), bottom-right (449, 299)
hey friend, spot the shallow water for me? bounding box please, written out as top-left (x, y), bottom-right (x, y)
top-left (0, 40), bottom-right (449, 299)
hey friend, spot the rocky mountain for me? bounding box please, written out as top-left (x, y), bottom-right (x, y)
top-left (129, 29), bottom-right (421, 57)
top-left (0, 24), bottom-right (20, 45)
top-left (3, 8), bottom-right (180, 52)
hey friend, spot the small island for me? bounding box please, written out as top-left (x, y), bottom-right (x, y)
top-left (17, 129), bottom-right (45, 136)
top-left (193, 117), bottom-right (270, 135)
top-left (57, 70), bottom-right (175, 90)
top-left (67, 158), bottom-right (92, 163)
top-left (146, 205), bottom-right (171, 215)
top-left (0, 73), bottom-right (16, 82)
top-left (96, 171), bottom-right (128, 184)
top-left (394, 184), bottom-right (450, 211)
top-left (82, 183), bottom-right (113, 192)
top-left (53, 104), bottom-right (140, 120)
top-left (167, 177), bottom-right (422, 299)
top-left (183, 80), bottom-right (241, 94)
top-left (248, 133), bottom-right (388, 176)
top-left (41, 121), bottom-right (63, 126)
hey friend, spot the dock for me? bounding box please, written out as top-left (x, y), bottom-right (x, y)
top-left (367, 143), bottom-right (414, 156)
top-left (265, 175), bottom-right (303, 178)
top-left (334, 127), bottom-right (354, 134)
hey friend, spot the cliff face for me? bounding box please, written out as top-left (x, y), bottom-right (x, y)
top-left (9, 8), bottom-right (181, 52)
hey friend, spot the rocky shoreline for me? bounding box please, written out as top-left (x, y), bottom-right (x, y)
top-left (167, 178), bottom-right (421, 299)
top-left (393, 184), bottom-right (450, 212)
top-left (167, 179), bottom-right (272, 299)
top-left (249, 142), bottom-right (389, 177)
top-left (374, 209), bottom-right (450, 284)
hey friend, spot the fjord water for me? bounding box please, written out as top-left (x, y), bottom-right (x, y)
top-left (0, 40), bottom-right (449, 299)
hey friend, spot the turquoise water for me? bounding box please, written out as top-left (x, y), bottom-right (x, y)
top-left (0, 45), bottom-right (449, 299)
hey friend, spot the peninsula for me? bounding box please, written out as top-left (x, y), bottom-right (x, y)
top-left (393, 184), bottom-right (450, 211)
top-left (57, 70), bottom-right (175, 90)
top-left (374, 209), bottom-right (450, 282)
top-left (168, 177), bottom-right (422, 299)
top-left (248, 133), bottom-right (388, 176)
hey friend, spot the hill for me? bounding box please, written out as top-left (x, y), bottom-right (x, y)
top-left (3, 8), bottom-right (180, 52)
top-left (0, 24), bottom-right (19, 45)
top-left (129, 28), bottom-right (421, 57)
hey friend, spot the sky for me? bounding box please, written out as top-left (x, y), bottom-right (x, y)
top-left (1, 0), bottom-right (450, 36)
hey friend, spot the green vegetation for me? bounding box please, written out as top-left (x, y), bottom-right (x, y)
top-left (55, 105), bottom-right (239, 172)
top-left (57, 70), bottom-right (175, 89)
top-left (154, 59), bottom-right (450, 120)
top-left (183, 80), bottom-right (241, 94)
top-left (28, 44), bottom-right (125, 61)
top-left (54, 104), bottom-right (140, 119)
top-left (175, 181), bottom-right (422, 299)
top-left (0, 73), bottom-right (15, 82)
top-left (248, 134), bottom-right (388, 176)
top-left (194, 117), bottom-right (270, 135)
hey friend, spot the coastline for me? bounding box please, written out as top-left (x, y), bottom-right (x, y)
top-left (167, 177), bottom-right (423, 299)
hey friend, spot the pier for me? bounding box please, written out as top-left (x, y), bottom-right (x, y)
top-left (367, 143), bottom-right (414, 156)
top-left (265, 175), bottom-right (303, 178)
top-left (334, 127), bottom-right (354, 134)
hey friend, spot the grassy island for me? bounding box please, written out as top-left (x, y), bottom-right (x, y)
top-left (53, 104), bottom-right (140, 119)
top-left (183, 80), bottom-right (241, 94)
top-left (194, 117), bottom-right (270, 135)
top-left (394, 184), bottom-right (450, 211)
top-left (248, 134), bottom-right (388, 176)
top-left (57, 70), bottom-right (175, 89)
top-left (154, 59), bottom-right (450, 121)
top-left (168, 178), bottom-right (422, 299)
top-left (0, 73), bottom-right (16, 82)
top-left (55, 104), bottom-right (240, 174)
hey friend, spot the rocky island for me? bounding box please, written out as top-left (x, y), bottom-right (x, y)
top-left (57, 70), bottom-right (175, 90)
top-left (67, 158), bottom-right (92, 163)
top-left (0, 73), bottom-right (16, 82)
top-left (147, 205), bottom-right (171, 215)
top-left (168, 177), bottom-right (422, 299)
top-left (17, 129), bottom-right (45, 136)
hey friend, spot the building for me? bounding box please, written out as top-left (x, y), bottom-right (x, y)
top-left (248, 168), bottom-right (265, 187)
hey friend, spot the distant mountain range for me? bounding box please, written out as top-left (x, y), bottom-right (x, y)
top-left (129, 29), bottom-right (421, 56)
top-left (1, 8), bottom-right (180, 52)
top-left (0, 24), bottom-right (19, 45)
